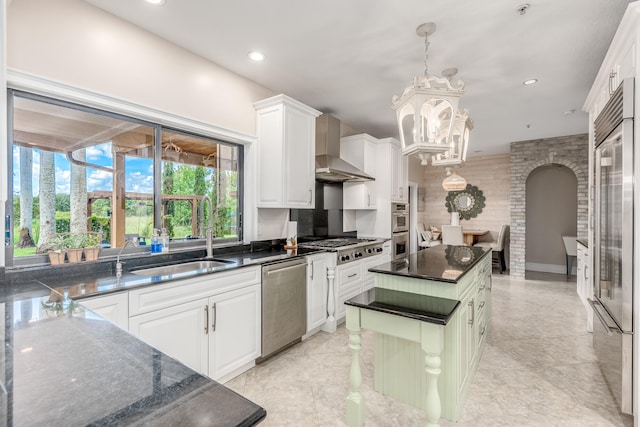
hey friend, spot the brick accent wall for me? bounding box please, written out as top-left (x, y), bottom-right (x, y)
top-left (510, 134), bottom-right (589, 278)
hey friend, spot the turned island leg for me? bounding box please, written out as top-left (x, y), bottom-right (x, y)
top-left (421, 323), bottom-right (444, 427)
top-left (345, 306), bottom-right (364, 426)
top-left (322, 266), bottom-right (337, 333)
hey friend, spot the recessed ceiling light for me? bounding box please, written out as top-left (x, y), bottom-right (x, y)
top-left (563, 109), bottom-right (576, 115)
top-left (523, 78), bottom-right (538, 86)
top-left (248, 51), bottom-right (265, 62)
top-left (145, 0), bottom-right (165, 5)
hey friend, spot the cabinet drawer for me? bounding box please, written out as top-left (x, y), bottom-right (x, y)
top-left (129, 265), bottom-right (260, 316)
top-left (337, 264), bottom-right (362, 290)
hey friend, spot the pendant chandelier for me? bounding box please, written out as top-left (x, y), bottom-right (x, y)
top-left (391, 22), bottom-right (472, 167)
top-left (442, 167), bottom-right (467, 192)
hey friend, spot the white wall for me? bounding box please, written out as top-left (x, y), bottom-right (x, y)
top-left (7, 0), bottom-right (275, 135)
top-left (2, 0), bottom-right (286, 259)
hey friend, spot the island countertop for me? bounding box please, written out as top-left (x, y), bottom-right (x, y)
top-left (345, 287), bottom-right (460, 325)
top-left (0, 280), bottom-right (266, 426)
top-left (369, 245), bottom-right (491, 283)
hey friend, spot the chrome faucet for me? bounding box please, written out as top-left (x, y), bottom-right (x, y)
top-left (115, 239), bottom-right (138, 275)
top-left (199, 195), bottom-right (214, 259)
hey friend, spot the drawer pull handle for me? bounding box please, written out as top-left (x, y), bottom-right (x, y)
top-left (348, 273), bottom-right (357, 278)
top-left (479, 301), bottom-right (486, 309)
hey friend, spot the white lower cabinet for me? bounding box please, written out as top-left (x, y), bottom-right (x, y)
top-left (129, 298), bottom-right (209, 373)
top-left (363, 253), bottom-right (390, 291)
top-left (336, 263), bottom-right (363, 320)
top-left (128, 266), bottom-right (261, 383)
top-left (305, 253), bottom-right (331, 335)
top-left (209, 285), bottom-right (261, 380)
top-left (79, 292), bottom-right (129, 331)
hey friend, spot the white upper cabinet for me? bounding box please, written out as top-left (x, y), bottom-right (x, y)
top-left (254, 95), bottom-right (321, 208)
top-left (377, 137), bottom-right (408, 204)
top-left (389, 139), bottom-right (408, 203)
top-left (341, 134), bottom-right (378, 209)
top-left (584, 4), bottom-right (639, 119)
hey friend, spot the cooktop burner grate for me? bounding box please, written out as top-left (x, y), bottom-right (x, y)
top-left (299, 238), bottom-right (373, 249)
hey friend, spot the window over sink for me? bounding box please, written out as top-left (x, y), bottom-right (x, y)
top-left (7, 90), bottom-right (242, 266)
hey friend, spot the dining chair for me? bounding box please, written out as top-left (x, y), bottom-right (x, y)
top-left (474, 224), bottom-right (510, 273)
top-left (441, 225), bottom-right (464, 246)
top-left (561, 236), bottom-right (577, 276)
top-left (417, 223), bottom-right (441, 249)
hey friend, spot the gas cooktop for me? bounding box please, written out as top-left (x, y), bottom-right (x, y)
top-left (298, 238), bottom-right (385, 265)
top-left (298, 238), bottom-right (375, 249)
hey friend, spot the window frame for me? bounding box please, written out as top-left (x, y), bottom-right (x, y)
top-left (5, 89), bottom-right (244, 267)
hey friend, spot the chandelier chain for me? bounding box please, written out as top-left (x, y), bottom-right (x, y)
top-left (423, 33), bottom-right (430, 76)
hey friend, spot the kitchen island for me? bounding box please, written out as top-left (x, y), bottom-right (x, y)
top-left (346, 245), bottom-right (491, 426)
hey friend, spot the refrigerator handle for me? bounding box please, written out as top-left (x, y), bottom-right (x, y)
top-left (588, 298), bottom-right (621, 336)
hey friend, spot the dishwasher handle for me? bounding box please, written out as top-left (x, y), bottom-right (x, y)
top-left (262, 258), bottom-right (307, 276)
top-left (264, 263), bottom-right (307, 276)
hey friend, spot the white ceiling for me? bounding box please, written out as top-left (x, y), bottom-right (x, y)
top-left (85, 0), bottom-right (631, 156)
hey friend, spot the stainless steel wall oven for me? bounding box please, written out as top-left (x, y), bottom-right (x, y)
top-left (391, 203), bottom-right (409, 233)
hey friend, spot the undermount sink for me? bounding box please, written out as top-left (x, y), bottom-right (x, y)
top-left (131, 259), bottom-right (234, 277)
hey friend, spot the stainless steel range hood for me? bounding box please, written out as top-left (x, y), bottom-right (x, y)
top-left (315, 114), bottom-right (374, 182)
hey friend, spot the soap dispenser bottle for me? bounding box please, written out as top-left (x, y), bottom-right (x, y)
top-left (161, 228), bottom-right (169, 253)
top-left (151, 229), bottom-right (161, 254)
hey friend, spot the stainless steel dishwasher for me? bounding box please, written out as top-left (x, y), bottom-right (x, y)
top-left (260, 257), bottom-right (307, 361)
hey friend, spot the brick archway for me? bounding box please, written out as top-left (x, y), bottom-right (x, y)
top-left (509, 135), bottom-right (589, 278)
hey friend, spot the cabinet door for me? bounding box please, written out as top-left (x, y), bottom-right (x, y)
top-left (209, 284), bottom-right (261, 381)
top-left (256, 104), bottom-right (285, 207)
top-left (307, 255), bottom-right (329, 332)
top-left (390, 143), bottom-right (408, 202)
top-left (390, 143), bottom-right (401, 201)
top-left (363, 254), bottom-right (387, 290)
top-left (129, 298), bottom-right (209, 375)
top-left (80, 292), bottom-right (129, 331)
top-left (457, 296), bottom-right (475, 393)
top-left (343, 182), bottom-right (376, 210)
top-left (283, 107), bottom-right (315, 208)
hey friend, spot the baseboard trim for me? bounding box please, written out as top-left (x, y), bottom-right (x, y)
top-left (525, 262), bottom-right (576, 275)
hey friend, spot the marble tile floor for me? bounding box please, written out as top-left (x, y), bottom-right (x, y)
top-left (226, 272), bottom-right (633, 426)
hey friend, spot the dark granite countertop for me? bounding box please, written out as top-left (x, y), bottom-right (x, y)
top-left (0, 280), bottom-right (266, 426)
top-left (577, 238), bottom-right (588, 248)
top-left (345, 287), bottom-right (460, 325)
top-left (8, 247), bottom-right (321, 301)
top-left (369, 245), bottom-right (491, 283)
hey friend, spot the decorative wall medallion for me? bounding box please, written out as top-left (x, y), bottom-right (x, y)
top-left (445, 183), bottom-right (486, 220)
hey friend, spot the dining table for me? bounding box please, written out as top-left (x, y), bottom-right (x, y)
top-left (462, 229), bottom-right (489, 245)
top-left (435, 228), bottom-right (489, 245)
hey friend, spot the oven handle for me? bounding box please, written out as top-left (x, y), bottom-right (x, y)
top-left (588, 298), bottom-right (622, 336)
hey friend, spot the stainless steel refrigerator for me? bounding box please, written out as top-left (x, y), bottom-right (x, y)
top-left (590, 78), bottom-right (634, 415)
